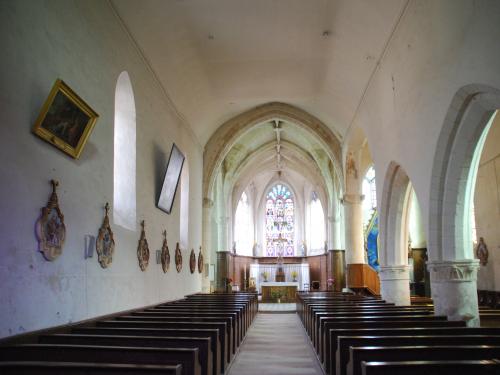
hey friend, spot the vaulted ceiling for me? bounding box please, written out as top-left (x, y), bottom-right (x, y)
top-left (111, 0), bottom-right (407, 145)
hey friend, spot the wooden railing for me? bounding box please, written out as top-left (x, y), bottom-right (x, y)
top-left (346, 263), bottom-right (380, 295)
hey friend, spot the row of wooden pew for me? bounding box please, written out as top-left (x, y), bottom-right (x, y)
top-left (0, 292), bottom-right (258, 375)
top-left (297, 291), bottom-right (500, 375)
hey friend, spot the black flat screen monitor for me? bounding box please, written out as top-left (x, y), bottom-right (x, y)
top-left (157, 143), bottom-right (185, 214)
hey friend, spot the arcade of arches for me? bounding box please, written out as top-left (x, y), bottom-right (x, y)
top-left (1, 0), bottom-right (500, 349)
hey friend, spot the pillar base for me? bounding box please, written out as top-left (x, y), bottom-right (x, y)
top-left (379, 265), bottom-right (411, 306)
top-left (427, 259), bottom-right (480, 327)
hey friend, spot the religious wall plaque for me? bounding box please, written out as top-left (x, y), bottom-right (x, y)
top-left (137, 220), bottom-right (150, 271)
top-left (197, 246), bottom-right (203, 274)
top-left (175, 242), bottom-right (182, 273)
top-left (161, 230), bottom-right (170, 273)
top-left (189, 248), bottom-right (196, 274)
top-left (96, 202), bottom-right (115, 268)
top-left (36, 180), bottom-right (66, 261)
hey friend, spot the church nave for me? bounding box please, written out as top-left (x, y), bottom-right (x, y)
top-left (227, 313), bottom-right (323, 375)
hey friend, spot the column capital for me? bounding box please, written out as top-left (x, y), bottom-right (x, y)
top-left (379, 265), bottom-right (410, 281)
top-left (341, 194), bottom-right (364, 204)
top-left (427, 259), bottom-right (479, 283)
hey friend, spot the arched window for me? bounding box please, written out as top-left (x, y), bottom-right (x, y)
top-left (234, 191), bottom-right (252, 256)
top-left (265, 184), bottom-right (295, 257)
top-left (180, 159), bottom-right (189, 249)
top-left (308, 191), bottom-right (325, 254)
top-left (113, 71), bottom-right (136, 230)
top-left (362, 166), bottom-right (377, 229)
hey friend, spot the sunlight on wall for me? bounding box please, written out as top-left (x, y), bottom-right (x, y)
top-left (464, 111), bottom-right (496, 255)
top-left (308, 192), bottom-right (325, 255)
top-left (234, 191), bottom-right (253, 256)
top-left (113, 71), bottom-right (136, 230)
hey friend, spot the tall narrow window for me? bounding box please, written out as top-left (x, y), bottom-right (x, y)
top-left (362, 166), bottom-right (377, 229)
top-left (265, 184), bottom-right (295, 256)
top-left (234, 191), bottom-right (252, 256)
top-left (308, 191), bottom-right (325, 254)
top-left (114, 72), bottom-right (136, 230)
top-left (180, 160), bottom-right (189, 249)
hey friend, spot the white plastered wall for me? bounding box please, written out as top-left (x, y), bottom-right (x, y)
top-left (0, 1), bottom-right (203, 338)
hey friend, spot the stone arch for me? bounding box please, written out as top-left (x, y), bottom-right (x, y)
top-left (427, 84), bottom-right (500, 326)
top-left (429, 84), bottom-right (500, 262)
top-left (378, 161), bottom-right (412, 305)
top-left (203, 102), bottom-right (343, 201)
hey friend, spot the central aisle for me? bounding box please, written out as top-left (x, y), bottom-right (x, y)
top-left (227, 313), bottom-right (323, 375)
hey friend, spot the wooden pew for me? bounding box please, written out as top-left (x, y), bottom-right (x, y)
top-left (39, 334), bottom-right (213, 375)
top-left (327, 326), bottom-right (500, 375)
top-left (361, 359), bottom-right (500, 375)
top-left (0, 344), bottom-right (201, 375)
top-left (337, 335), bottom-right (500, 375)
top-left (322, 320), bottom-right (466, 374)
top-left (0, 361), bottom-right (183, 375)
top-left (72, 327), bottom-right (221, 375)
top-left (312, 309), bottom-right (434, 344)
top-left (132, 310), bottom-right (242, 343)
top-left (114, 315), bottom-right (236, 355)
top-left (348, 345), bottom-right (500, 375)
top-left (96, 319), bottom-right (231, 366)
top-left (317, 315), bottom-right (449, 358)
top-left (157, 303), bottom-right (248, 330)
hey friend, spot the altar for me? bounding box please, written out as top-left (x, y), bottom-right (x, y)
top-left (261, 282), bottom-right (299, 303)
top-left (249, 262), bottom-right (310, 294)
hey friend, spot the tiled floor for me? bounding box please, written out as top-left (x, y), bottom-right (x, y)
top-left (227, 313), bottom-right (323, 375)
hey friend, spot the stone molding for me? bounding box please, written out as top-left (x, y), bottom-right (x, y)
top-left (378, 265), bottom-right (410, 281)
top-left (427, 259), bottom-right (479, 283)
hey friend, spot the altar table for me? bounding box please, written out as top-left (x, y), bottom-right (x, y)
top-left (261, 282), bottom-right (299, 303)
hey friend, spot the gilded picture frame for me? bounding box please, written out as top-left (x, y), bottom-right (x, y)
top-left (32, 79), bottom-right (99, 159)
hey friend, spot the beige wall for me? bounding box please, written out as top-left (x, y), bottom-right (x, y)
top-left (0, 0), bottom-right (203, 338)
top-left (475, 114), bottom-right (500, 290)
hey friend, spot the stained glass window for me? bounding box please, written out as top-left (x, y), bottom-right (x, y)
top-left (265, 184), bottom-right (295, 256)
top-left (362, 166), bottom-right (377, 229)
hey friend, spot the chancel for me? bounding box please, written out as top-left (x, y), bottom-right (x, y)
top-left (2, 1), bottom-right (500, 375)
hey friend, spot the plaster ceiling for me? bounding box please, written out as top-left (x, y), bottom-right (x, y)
top-left (111, 0), bottom-right (407, 145)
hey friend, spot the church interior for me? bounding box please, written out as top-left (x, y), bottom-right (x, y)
top-left (1, 0), bottom-right (500, 374)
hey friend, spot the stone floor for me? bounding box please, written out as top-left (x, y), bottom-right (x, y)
top-left (227, 313), bottom-right (323, 375)
top-left (258, 303), bottom-right (296, 312)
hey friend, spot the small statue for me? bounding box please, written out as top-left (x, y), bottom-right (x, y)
top-left (476, 237), bottom-right (489, 266)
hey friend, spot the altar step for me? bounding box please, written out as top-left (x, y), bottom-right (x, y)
top-left (258, 303), bottom-right (296, 313)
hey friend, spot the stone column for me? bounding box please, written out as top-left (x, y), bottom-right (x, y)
top-left (215, 251), bottom-right (231, 292)
top-left (379, 265), bottom-right (411, 305)
top-left (427, 259), bottom-right (480, 327)
top-left (327, 214), bottom-right (342, 250)
top-left (202, 198), bottom-right (213, 292)
top-left (217, 216), bottom-right (229, 252)
top-left (343, 193), bottom-right (365, 264)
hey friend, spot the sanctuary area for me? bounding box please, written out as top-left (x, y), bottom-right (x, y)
top-left (1, 1), bottom-right (500, 374)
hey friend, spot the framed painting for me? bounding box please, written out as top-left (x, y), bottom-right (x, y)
top-left (32, 79), bottom-right (99, 159)
top-left (157, 143), bottom-right (185, 214)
